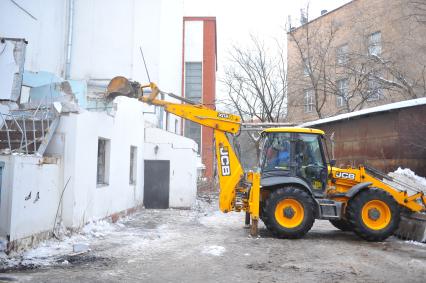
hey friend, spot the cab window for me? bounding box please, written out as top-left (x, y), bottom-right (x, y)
top-left (260, 133), bottom-right (291, 171)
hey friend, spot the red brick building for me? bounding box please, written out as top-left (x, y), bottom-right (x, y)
top-left (182, 17), bottom-right (217, 180)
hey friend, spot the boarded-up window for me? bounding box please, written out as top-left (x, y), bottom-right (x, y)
top-left (129, 146), bottom-right (137, 185)
top-left (184, 62), bottom-right (202, 153)
top-left (97, 138), bottom-right (110, 185)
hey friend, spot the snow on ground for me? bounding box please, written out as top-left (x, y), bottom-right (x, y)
top-left (201, 245), bottom-right (226, 256)
top-left (0, 219), bottom-right (122, 269)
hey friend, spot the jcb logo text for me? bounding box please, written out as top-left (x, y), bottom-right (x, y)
top-left (335, 172), bottom-right (355, 180)
top-left (219, 146), bottom-right (231, 176)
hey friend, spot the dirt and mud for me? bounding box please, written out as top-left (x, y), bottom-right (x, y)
top-left (1, 195), bottom-right (425, 282)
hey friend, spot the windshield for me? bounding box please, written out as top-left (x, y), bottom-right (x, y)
top-left (294, 133), bottom-right (324, 168)
top-left (260, 132), bottom-right (291, 171)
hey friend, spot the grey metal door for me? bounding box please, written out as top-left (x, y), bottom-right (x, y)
top-left (144, 160), bottom-right (170, 209)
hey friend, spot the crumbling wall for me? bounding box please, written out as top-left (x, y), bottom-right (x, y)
top-left (0, 155), bottom-right (61, 247)
top-left (46, 96), bottom-right (145, 229)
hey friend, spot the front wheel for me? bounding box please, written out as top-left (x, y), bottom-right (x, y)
top-left (347, 188), bottom-right (400, 241)
top-left (263, 187), bottom-right (315, 239)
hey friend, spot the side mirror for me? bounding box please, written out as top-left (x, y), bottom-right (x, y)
top-left (329, 159), bottom-right (336, 167)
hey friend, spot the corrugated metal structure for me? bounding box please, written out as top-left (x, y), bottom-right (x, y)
top-left (301, 98), bottom-right (426, 176)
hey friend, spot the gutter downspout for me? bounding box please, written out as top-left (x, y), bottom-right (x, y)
top-left (65, 0), bottom-right (74, 79)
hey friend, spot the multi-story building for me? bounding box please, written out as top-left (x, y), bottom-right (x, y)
top-left (287, 0), bottom-right (426, 123)
top-left (183, 17), bottom-right (217, 180)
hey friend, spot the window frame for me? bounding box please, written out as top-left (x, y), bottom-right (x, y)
top-left (97, 137), bottom-right (111, 186)
top-left (336, 78), bottom-right (349, 107)
top-left (129, 145), bottom-right (137, 185)
top-left (367, 77), bottom-right (383, 101)
top-left (368, 31), bottom-right (382, 56)
top-left (336, 43), bottom-right (349, 65)
top-left (304, 89), bottom-right (314, 113)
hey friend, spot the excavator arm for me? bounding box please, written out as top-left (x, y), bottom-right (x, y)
top-left (108, 80), bottom-right (260, 233)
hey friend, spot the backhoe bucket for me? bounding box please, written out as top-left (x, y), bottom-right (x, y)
top-left (106, 76), bottom-right (138, 100)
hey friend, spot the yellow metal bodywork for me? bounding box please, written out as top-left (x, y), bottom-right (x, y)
top-left (327, 166), bottom-right (426, 213)
top-left (214, 130), bottom-right (244, 212)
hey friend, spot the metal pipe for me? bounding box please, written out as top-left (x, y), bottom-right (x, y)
top-left (65, 0), bottom-right (75, 79)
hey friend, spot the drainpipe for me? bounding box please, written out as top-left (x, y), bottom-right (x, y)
top-left (64, 0), bottom-right (74, 79)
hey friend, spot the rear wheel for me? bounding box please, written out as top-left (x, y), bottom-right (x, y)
top-left (347, 188), bottom-right (400, 241)
top-left (329, 219), bottom-right (352, 232)
top-left (263, 187), bottom-right (315, 239)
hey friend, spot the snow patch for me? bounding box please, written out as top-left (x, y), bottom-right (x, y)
top-left (0, 219), bottom-right (120, 269)
top-left (404, 240), bottom-right (426, 247)
top-left (201, 245), bottom-right (226, 256)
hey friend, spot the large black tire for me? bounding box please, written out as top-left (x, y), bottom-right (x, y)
top-left (329, 219), bottom-right (352, 232)
top-left (347, 188), bottom-right (400, 242)
top-left (263, 187), bottom-right (315, 239)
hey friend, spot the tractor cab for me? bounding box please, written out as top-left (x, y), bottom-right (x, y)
top-left (259, 128), bottom-right (329, 196)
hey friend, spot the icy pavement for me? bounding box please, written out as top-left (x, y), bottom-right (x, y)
top-left (0, 196), bottom-right (425, 282)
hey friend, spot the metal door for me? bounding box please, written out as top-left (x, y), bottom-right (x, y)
top-left (144, 160), bottom-right (170, 209)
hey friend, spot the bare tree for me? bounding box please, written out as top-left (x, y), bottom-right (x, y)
top-left (221, 35), bottom-right (287, 125)
top-left (288, 7), bottom-right (340, 119)
top-left (288, 2), bottom-right (426, 120)
top-left (220, 35), bottom-right (287, 163)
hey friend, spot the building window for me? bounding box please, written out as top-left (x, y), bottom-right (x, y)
top-left (97, 138), bottom-right (110, 186)
top-left (367, 75), bottom-right (383, 101)
top-left (184, 62), bottom-right (202, 152)
top-left (129, 146), bottom-right (137, 185)
top-left (336, 44), bottom-right (349, 65)
top-left (368, 31), bottom-right (381, 56)
top-left (304, 89), bottom-right (314, 113)
top-left (303, 58), bottom-right (310, 76)
top-left (165, 112), bottom-right (170, 131)
top-left (174, 119), bottom-right (178, 134)
top-left (336, 78), bottom-right (349, 107)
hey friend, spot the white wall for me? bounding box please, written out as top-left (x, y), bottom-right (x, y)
top-left (0, 155), bottom-right (61, 241)
top-left (184, 21), bottom-right (204, 62)
top-left (1, 0), bottom-right (186, 132)
top-left (71, 0), bottom-right (135, 80)
top-left (0, 0), bottom-right (67, 76)
top-left (46, 96), bottom-right (145, 228)
top-left (144, 127), bottom-right (198, 208)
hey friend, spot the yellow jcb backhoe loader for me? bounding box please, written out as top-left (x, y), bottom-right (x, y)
top-left (107, 78), bottom-right (426, 242)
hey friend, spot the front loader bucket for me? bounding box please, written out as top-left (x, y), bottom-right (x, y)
top-left (381, 169), bottom-right (426, 242)
top-left (395, 213), bottom-right (426, 243)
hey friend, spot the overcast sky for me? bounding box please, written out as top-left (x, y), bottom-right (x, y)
top-left (183, 0), bottom-right (351, 100)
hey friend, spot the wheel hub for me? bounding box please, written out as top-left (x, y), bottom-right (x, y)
top-left (368, 208), bottom-right (381, 221)
top-left (283, 206), bottom-right (295, 219)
